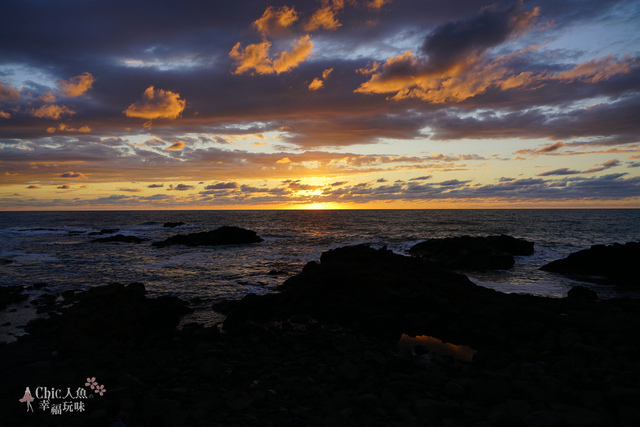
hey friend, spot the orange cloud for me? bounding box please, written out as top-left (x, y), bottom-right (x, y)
top-left (366, 0), bottom-right (393, 10)
top-left (32, 104), bottom-right (75, 119)
top-left (0, 83), bottom-right (20, 100)
top-left (58, 72), bottom-right (95, 97)
top-left (164, 141), bottom-right (186, 151)
top-left (253, 6), bottom-right (298, 37)
top-left (47, 123), bottom-right (92, 133)
top-left (124, 86), bottom-right (186, 120)
top-left (230, 35), bottom-right (313, 75)
top-left (40, 92), bottom-right (56, 103)
top-left (308, 78), bottom-right (324, 90)
top-left (355, 47), bottom-right (547, 103)
top-left (308, 68), bottom-right (333, 90)
top-left (0, 110), bottom-right (11, 119)
top-left (305, 5), bottom-right (341, 31)
top-left (552, 54), bottom-right (636, 83)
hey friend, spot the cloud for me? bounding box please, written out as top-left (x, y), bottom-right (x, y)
top-left (308, 78), bottom-right (324, 91)
top-left (32, 104), bottom-right (75, 120)
top-left (26, 185), bottom-right (40, 189)
top-left (164, 141), bottom-right (186, 151)
top-left (60, 171), bottom-right (87, 178)
top-left (537, 159), bottom-right (621, 176)
top-left (57, 184), bottom-right (71, 189)
top-left (0, 83), bottom-right (21, 100)
top-left (585, 159), bottom-right (621, 173)
top-left (230, 35), bottom-right (313, 75)
top-left (124, 86), bottom-right (186, 120)
top-left (537, 168), bottom-right (582, 176)
top-left (253, 6), bottom-right (299, 37)
top-left (147, 183), bottom-right (164, 188)
top-left (305, 5), bottom-right (342, 31)
top-left (516, 142), bottom-right (566, 156)
top-left (366, 0), bottom-right (393, 9)
top-left (47, 123), bottom-right (91, 133)
top-left (0, 110), bottom-right (11, 119)
top-left (58, 72), bottom-right (95, 97)
top-left (119, 187), bottom-right (143, 192)
top-left (167, 183), bottom-right (195, 191)
top-left (553, 55), bottom-right (636, 84)
top-left (205, 182), bottom-right (238, 190)
top-left (39, 92), bottom-right (56, 103)
top-left (355, 2), bottom-right (542, 102)
top-left (308, 68), bottom-right (333, 90)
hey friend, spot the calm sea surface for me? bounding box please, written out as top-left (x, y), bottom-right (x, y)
top-left (1, 209), bottom-right (639, 335)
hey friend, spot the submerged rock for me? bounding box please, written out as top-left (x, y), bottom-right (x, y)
top-left (91, 234), bottom-right (148, 244)
top-left (152, 226), bottom-right (263, 248)
top-left (409, 234), bottom-right (534, 271)
top-left (541, 241), bottom-right (640, 285)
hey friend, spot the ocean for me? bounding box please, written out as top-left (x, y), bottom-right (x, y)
top-left (1, 209), bottom-right (639, 339)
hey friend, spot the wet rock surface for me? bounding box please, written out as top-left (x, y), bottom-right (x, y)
top-left (541, 241), bottom-right (640, 286)
top-left (1, 244), bottom-right (639, 426)
top-left (152, 225), bottom-right (263, 248)
top-left (409, 234), bottom-right (535, 271)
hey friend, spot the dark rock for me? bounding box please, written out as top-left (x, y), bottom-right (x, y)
top-left (0, 285), bottom-right (27, 309)
top-left (163, 221), bottom-right (185, 228)
top-left (88, 228), bottom-right (120, 236)
top-left (152, 226), bottom-right (263, 248)
top-left (91, 234), bottom-right (148, 244)
top-left (409, 234), bottom-right (534, 271)
top-left (541, 241), bottom-right (640, 285)
top-left (567, 286), bottom-right (598, 300)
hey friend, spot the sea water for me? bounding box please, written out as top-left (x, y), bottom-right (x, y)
top-left (1, 209), bottom-right (639, 336)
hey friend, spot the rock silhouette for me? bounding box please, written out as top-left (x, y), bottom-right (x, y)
top-left (541, 241), bottom-right (639, 285)
top-left (409, 234), bottom-right (534, 270)
top-left (152, 226), bottom-right (263, 248)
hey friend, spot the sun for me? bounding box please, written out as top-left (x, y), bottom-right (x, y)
top-left (297, 202), bottom-right (345, 210)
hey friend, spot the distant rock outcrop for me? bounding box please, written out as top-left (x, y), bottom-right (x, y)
top-left (409, 234), bottom-right (534, 270)
top-left (541, 241), bottom-right (640, 285)
top-left (91, 234), bottom-right (148, 244)
top-left (152, 226), bottom-right (263, 248)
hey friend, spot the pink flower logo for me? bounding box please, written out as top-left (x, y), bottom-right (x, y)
top-left (94, 384), bottom-right (106, 396)
top-left (85, 377), bottom-right (98, 390)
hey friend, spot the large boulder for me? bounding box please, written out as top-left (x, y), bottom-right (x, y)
top-left (541, 241), bottom-right (640, 285)
top-left (152, 226), bottom-right (263, 248)
top-left (409, 234), bottom-right (534, 270)
top-left (220, 244), bottom-right (546, 347)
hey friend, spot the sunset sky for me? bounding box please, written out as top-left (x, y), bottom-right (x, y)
top-left (1, 0), bottom-right (639, 210)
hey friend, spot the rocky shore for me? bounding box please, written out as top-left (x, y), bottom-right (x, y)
top-left (1, 242), bottom-right (639, 426)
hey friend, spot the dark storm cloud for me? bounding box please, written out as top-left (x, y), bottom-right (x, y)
top-left (420, 0), bottom-right (538, 72)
